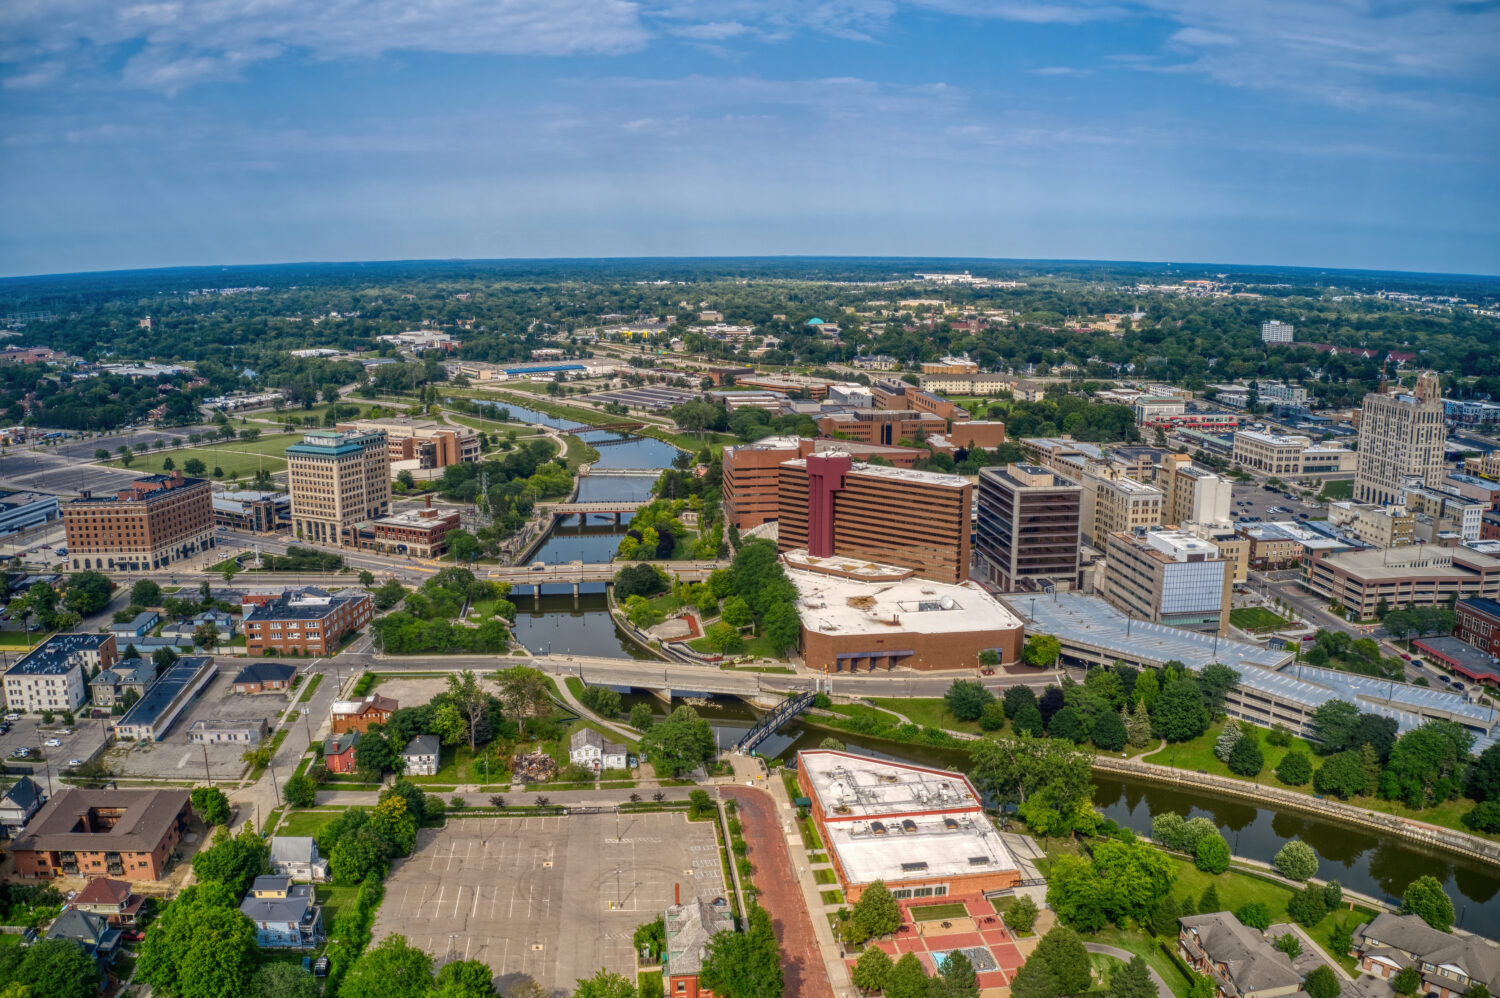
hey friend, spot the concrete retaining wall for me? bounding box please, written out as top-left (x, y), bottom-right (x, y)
top-left (1091, 754), bottom-right (1500, 866)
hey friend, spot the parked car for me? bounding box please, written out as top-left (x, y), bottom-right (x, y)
top-left (67, 758), bottom-right (83, 768)
top-left (43, 738), bottom-right (61, 748)
top-left (122, 930), bottom-right (146, 942)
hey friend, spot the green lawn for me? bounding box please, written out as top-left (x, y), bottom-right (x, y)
top-left (0, 631), bottom-right (52, 647)
top-left (909, 903), bottom-right (969, 921)
top-left (1229, 606), bottom-right (1292, 630)
top-left (638, 970), bottom-right (663, 997)
top-left (315, 885), bottom-right (360, 927)
top-left (813, 868), bottom-right (837, 885)
top-left (1088, 926), bottom-right (1192, 998)
top-left (296, 674), bottom-right (323, 703)
top-left (820, 889), bottom-right (845, 905)
top-left (106, 444), bottom-right (290, 476)
top-left (1150, 721), bottom-right (1492, 838)
top-left (277, 809), bottom-right (349, 838)
top-left (561, 434), bottom-right (601, 471)
top-left (687, 632), bottom-right (786, 660)
top-left (868, 696), bottom-right (982, 735)
top-left (1317, 480), bottom-right (1355, 501)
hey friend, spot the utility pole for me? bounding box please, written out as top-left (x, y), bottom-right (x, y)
top-left (202, 742), bottom-right (212, 784)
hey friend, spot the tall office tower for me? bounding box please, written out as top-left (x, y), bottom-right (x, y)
top-left (1354, 372), bottom-right (1447, 506)
top-left (286, 429), bottom-right (391, 546)
top-left (973, 464), bottom-right (1082, 592)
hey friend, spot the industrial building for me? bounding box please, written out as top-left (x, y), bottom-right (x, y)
top-left (112, 657), bottom-right (217, 742)
top-left (796, 751), bottom-right (1021, 903)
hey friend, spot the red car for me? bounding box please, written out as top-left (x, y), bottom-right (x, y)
top-left (122, 930), bottom-right (146, 942)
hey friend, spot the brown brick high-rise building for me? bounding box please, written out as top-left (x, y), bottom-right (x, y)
top-left (777, 454), bottom-right (971, 583)
top-left (722, 438), bottom-right (925, 530)
top-left (64, 472), bottom-right (214, 572)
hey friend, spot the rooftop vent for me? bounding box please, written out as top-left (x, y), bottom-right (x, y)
top-left (871, 821), bottom-right (886, 835)
top-left (901, 819), bottom-right (917, 832)
top-left (900, 861), bottom-right (928, 872)
top-left (879, 774), bottom-right (899, 784)
top-left (968, 856), bottom-right (992, 866)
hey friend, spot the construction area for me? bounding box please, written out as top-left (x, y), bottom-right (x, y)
top-left (371, 810), bottom-right (725, 992)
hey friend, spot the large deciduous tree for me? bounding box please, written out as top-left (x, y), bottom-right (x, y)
top-left (639, 705), bottom-right (716, 778)
top-left (137, 883), bottom-right (260, 998)
top-left (698, 904), bottom-right (783, 998)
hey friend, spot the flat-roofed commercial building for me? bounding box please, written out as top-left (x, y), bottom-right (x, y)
top-left (1102, 528), bottom-right (1232, 634)
top-left (778, 454), bottom-right (971, 583)
top-left (1133, 397), bottom-right (1186, 423)
top-left (974, 464), bottom-right (1082, 592)
top-left (1087, 474), bottom-right (1164, 548)
top-left (0, 491), bottom-right (60, 536)
top-left (362, 505), bottom-right (461, 558)
top-left (921, 356), bottom-right (978, 375)
top-left (786, 563), bottom-right (1024, 672)
top-left (63, 472), bottom-right (214, 572)
top-left (818, 409), bottom-right (948, 446)
top-left (337, 417), bottom-right (479, 472)
top-left (212, 489), bottom-right (289, 533)
top-left (11, 789), bottom-right (192, 882)
top-left (1304, 544), bottom-right (1500, 621)
top-left (1355, 373), bottom-right (1447, 505)
top-left (4, 633), bottom-right (117, 713)
top-left (796, 750), bottom-right (1021, 903)
top-left (1443, 472), bottom-right (1500, 511)
top-left (1160, 454), bottom-right (1232, 527)
top-left (917, 372), bottom-right (1013, 395)
top-left (1238, 521), bottom-right (1358, 569)
top-left (286, 429), bottom-right (390, 546)
top-left (112, 656), bottom-right (216, 742)
top-left (1402, 482), bottom-right (1485, 542)
top-left (1327, 502), bottom-right (1416, 549)
top-left (1232, 431), bottom-right (1355, 477)
top-left (242, 587), bottom-right (373, 656)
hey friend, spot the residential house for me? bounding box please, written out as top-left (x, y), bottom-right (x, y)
top-left (108, 611), bottom-right (160, 641)
top-left (0, 775), bottom-right (45, 837)
top-left (1178, 912), bottom-right (1303, 998)
top-left (665, 897), bottom-right (735, 998)
top-left (45, 908), bottom-right (121, 970)
top-left (89, 657), bottom-right (157, 708)
top-left (569, 728), bottom-right (628, 773)
top-left (324, 731), bottom-right (360, 774)
top-left (403, 735), bottom-right (440, 777)
top-left (159, 610), bottom-right (236, 647)
top-left (1353, 912), bottom-right (1500, 998)
top-left (239, 876), bottom-right (323, 949)
top-left (330, 694), bottom-right (398, 734)
top-left (67, 878), bottom-right (145, 927)
top-left (269, 837), bottom-right (329, 883)
top-left (230, 662), bottom-right (297, 694)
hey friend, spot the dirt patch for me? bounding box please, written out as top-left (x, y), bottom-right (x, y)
top-left (722, 786), bottom-right (833, 998)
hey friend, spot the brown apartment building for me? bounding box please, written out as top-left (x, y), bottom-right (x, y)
top-left (778, 453), bottom-right (971, 583)
top-left (721, 437), bottom-right (924, 529)
top-left (242, 587), bottom-right (373, 656)
top-left (337, 417), bottom-right (480, 471)
top-left (64, 472), bottom-right (214, 572)
top-left (11, 788), bottom-right (192, 882)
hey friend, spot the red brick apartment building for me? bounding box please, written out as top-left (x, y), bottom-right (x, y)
top-left (11, 789), bottom-right (191, 882)
top-left (778, 453), bottom-right (971, 583)
top-left (242, 588), bottom-right (373, 656)
top-left (1456, 598), bottom-right (1500, 658)
top-left (721, 437), bottom-right (924, 529)
top-left (63, 472), bottom-right (214, 572)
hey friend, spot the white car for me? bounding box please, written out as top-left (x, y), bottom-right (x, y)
top-left (67, 759), bottom-right (83, 767)
top-left (43, 738), bottom-right (61, 747)
top-left (4, 713), bottom-right (19, 722)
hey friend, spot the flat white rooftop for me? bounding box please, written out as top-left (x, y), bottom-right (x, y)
top-left (800, 750), bottom-right (1018, 885)
top-left (781, 457), bottom-right (969, 490)
top-left (789, 568), bottom-right (1023, 637)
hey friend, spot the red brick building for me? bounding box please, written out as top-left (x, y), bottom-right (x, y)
top-left (330, 694), bottom-right (398, 734)
top-left (242, 588), bottom-right (373, 656)
top-left (1457, 598), bottom-right (1500, 659)
top-left (11, 789), bottom-right (191, 882)
top-left (324, 731), bottom-right (360, 773)
top-left (63, 471), bottom-right (214, 572)
top-left (362, 504), bottom-right (460, 558)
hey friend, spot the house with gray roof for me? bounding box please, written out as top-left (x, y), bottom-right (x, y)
top-left (402, 735), bottom-right (440, 777)
top-left (0, 775), bottom-right (45, 837)
top-left (1179, 912), bottom-right (1303, 998)
top-left (569, 728), bottom-right (627, 773)
top-left (665, 897), bottom-right (734, 998)
top-left (1354, 912), bottom-right (1500, 998)
top-left (239, 875), bottom-right (322, 948)
top-left (108, 611), bottom-right (160, 641)
top-left (89, 657), bottom-right (158, 707)
top-left (46, 907), bottom-right (122, 969)
top-left (269, 837), bottom-right (328, 883)
top-left (160, 610), bottom-right (236, 646)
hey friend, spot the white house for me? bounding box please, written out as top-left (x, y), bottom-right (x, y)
top-left (569, 728), bottom-right (628, 772)
top-left (402, 735), bottom-right (439, 777)
top-left (268, 837), bottom-right (329, 883)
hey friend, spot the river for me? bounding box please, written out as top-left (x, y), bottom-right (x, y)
top-left (613, 693), bottom-right (1500, 929)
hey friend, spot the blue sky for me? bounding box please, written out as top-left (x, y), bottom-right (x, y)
top-left (2, 0), bottom-right (1497, 277)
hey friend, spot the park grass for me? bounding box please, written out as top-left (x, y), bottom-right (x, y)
top-left (1088, 926), bottom-right (1192, 998)
top-left (909, 903), bottom-right (969, 921)
top-left (561, 434), bottom-right (601, 471)
top-left (277, 809), bottom-right (349, 838)
top-left (106, 443), bottom-right (291, 476)
top-left (813, 868), bottom-right (837, 885)
top-left (867, 696), bottom-right (983, 735)
top-left (1317, 480), bottom-right (1355, 501)
top-left (688, 632), bottom-right (785, 661)
top-left (1146, 721), bottom-right (1493, 838)
top-left (1229, 606), bottom-right (1293, 630)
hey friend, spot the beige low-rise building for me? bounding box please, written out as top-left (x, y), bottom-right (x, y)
top-left (1101, 528), bottom-right (1232, 634)
top-left (1232, 430), bottom-right (1355, 477)
top-left (1304, 544), bottom-right (1500, 620)
top-left (337, 417), bottom-right (479, 473)
top-left (1328, 501), bottom-right (1416, 548)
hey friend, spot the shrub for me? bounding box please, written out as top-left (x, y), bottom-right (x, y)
top-left (1273, 840), bottom-right (1319, 882)
top-left (1236, 902), bottom-right (1271, 931)
top-left (1462, 800), bottom-right (1500, 833)
top-left (1276, 752), bottom-right (1313, 786)
top-left (1287, 884), bottom-right (1329, 926)
top-left (1004, 895), bottom-right (1040, 934)
top-left (1195, 833), bottom-right (1230, 874)
top-left (1228, 735), bottom-right (1264, 777)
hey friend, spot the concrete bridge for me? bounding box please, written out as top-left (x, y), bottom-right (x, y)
top-left (487, 559), bottom-right (727, 589)
top-left (578, 467), bottom-right (659, 478)
top-left (538, 499), bottom-right (651, 522)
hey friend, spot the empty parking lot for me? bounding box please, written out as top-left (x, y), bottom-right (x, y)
top-left (373, 811), bottom-right (725, 992)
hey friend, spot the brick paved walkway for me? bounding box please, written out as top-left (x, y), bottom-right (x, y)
top-left (723, 786), bottom-right (835, 998)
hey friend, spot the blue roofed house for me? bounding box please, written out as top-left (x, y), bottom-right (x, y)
top-left (45, 907), bottom-right (122, 974)
top-left (107, 611), bottom-right (160, 641)
top-left (239, 875), bottom-right (323, 948)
